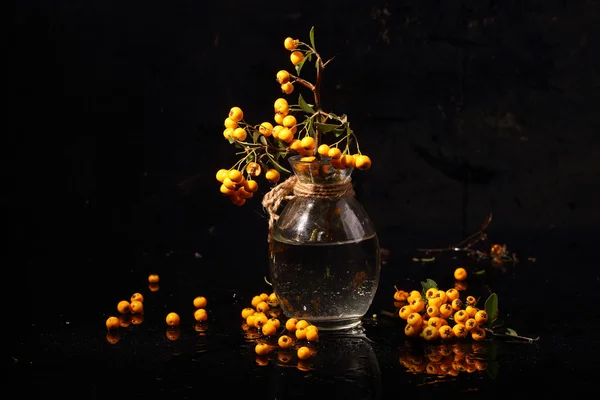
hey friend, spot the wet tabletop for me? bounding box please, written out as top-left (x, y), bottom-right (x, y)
top-left (18, 230), bottom-right (597, 399)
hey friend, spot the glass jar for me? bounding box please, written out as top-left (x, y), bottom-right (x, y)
top-left (268, 155), bottom-right (381, 330)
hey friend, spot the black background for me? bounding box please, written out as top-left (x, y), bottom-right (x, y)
top-left (10, 0), bottom-right (600, 394)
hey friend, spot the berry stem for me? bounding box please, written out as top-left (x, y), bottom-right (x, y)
top-left (483, 328), bottom-right (540, 343)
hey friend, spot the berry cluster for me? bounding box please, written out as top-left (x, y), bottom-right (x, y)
top-left (399, 342), bottom-right (492, 377)
top-left (104, 274), bottom-right (209, 343)
top-left (216, 27), bottom-right (372, 206)
top-left (241, 290), bottom-right (320, 369)
top-left (394, 284), bottom-right (490, 342)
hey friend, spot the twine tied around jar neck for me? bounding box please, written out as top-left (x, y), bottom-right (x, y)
top-left (261, 175), bottom-right (355, 242)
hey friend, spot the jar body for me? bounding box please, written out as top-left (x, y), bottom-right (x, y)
top-left (269, 156), bottom-right (381, 330)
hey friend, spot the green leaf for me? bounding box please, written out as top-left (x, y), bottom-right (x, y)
top-left (420, 279), bottom-right (438, 295)
top-left (475, 269), bottom-right (486, 275)
top-left (259, 135), bottom-right (268, 146)
top-left (227, 136), bottom-right (235, 145)
top-left (266, 153), bottom-right (291, 174)
top-left (295, 54), bottom-right (308, 75)
top-left (298, 94), bottom-right (315, 114)
top-left (484, 293), bottom-right (499, 326)
top-left (252, 130), bottom-right (260, 143)
top-left (309, 26), bottom-right (316, 50)
top-left (314, 122), bottom-right (340, 133)
top-left (506, 328), bottom-right (518, 336)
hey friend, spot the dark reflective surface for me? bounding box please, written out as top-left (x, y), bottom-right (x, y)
top-left (17, 229), bottom-right (597, 398)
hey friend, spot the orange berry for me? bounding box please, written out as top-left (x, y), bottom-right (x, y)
top-left (404, 323), bottom-right (421, 337)
top-left (193, 296), bottom-right (207, 309)
top-left (259, 122), bottom-right (273, 136)
top-left (105, 316), bottom-right (120, 330)
top-left (454, 267), bottom-right (467, 281)
top-left (284, 37), bottom-right (299, 51)
top-left (399, 305), bottom-right (412, 319)
top-left (265, 169), bottom-right (281, 183)
top-left (317, 144), bottom-right (331, 156)
top-left (194, 308), bottom-right (208, 322)
top-left (327, 147), bottom-right (342, 159)
top-left (255, 343), bottom-right (271, 356)
top-left (282, 115), bottom-right (297, 128)
top-left (228, 106), bottom-right (243, 122)
top-left (305, 328), bottom-right (319, 342)
top-left (297, 346), bottom-right (312, 360)
top-left (466, 296), bottom-right (477, 306)
top-left (341, 154), bottom-right (355, 168)
top-left (475, 310), bottom-right (489, 324)
top-left (295, 327), bottom-right (307, 340)
top-left (256, 301), bottom-right (270, 313)
top-left (281, 82), bottom-right (294, 94)
top-left (245, 162), bottom-right (262, 177)
top-left (241, 307), bottom-right (255, 319)
top-left (253, 313), bottom-right (269, 329)
top-left (278, 334), bottom-right (293, 349)
top-left (465, 318), bottom-right (478, 331)
top-left (290, 51), bottom-right (304, 65)
top-left (439, 325), bottom-right (454, 340)
top-left (274, 113), bottom-right (284, 125)
top-left (227, 169), bottom-right (243, 183)
top-left (354, 155), bottom-right (372, 170)
top-left (223, 127), bottom-right (234, 139)
top-left (268, 317), bottom-right (281, 330)
top-left (421, 326), bottom-right (439, 341)
top-left (300, 136), bottom-right (316, 150)
top-left (232, 127), bottom-right (247, 141)
top-left (296, 320), bottom-right (310, 330)
top-left (117, 300), bottom-right (131, 314)
top-left (216, 168), bottom-right (228, 182)
top-left (277, 128), bottom-right (294, 143)
top-left (224, 118), bottom-right (238, 129)
top-left (251, 295), bottom-right (263, 308)
top-left (409, 298), bottom-right (425, 313)
top-left (130, 292), bottom-right (144, 303)
top-left (220, 184), bottom-right (235, 196)
top-left (285, 318), bottom-right (298, 332)
top-left (272, 125), bottom-right (284, 139)
top-left (407, 312), bottom-right (422, 326)
top-left (148, 274), bottom-right (160, 283)
top-left (165, 312), bottom-right (180, 327)
top-left (274, 98), bottom-right (289, 115)
top-left (445, 288), bottom-right (460, 301)
top-left (471, 327), bottom-right (486, 341)
top-left (261, 322), bottom-right (277, 336)
top-left (276, 70), bottom-right (290, 84)
top-left (130, 300), bottom-right (144, 314)
top-left (244, 179), bottom-right (258, 192)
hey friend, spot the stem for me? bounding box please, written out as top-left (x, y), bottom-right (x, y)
top-left (483, 328), bottom-right (540, 343)
top-left (313, 57), bottom-right (324, 153)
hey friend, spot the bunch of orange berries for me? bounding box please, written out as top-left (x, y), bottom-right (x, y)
top-left (399, 342), bottom-right (491, 377)
top-left (217, 28), bottom-right (373, 206)
top-left (241, 290), bottom-right (319, 367)
top-left (393, 285), bottom-right (489, 342)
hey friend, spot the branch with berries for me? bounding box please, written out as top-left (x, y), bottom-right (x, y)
top-left (214, 27), bottom-right (373, 207)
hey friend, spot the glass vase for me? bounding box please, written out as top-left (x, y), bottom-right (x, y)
top-left (268, 155), bottom-right (381, 330)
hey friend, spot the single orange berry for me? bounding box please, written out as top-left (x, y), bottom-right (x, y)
top-left (465, 318), bottom-right (478, 331)
top-left (285, 318), bottom-right (298, 332)
top-left (491, 244), bottom-right (503, 257)
top-left (276, 70), bottom-right (290, 84)
top-left (117, 300), bottom-right (131, 314)
top-left (268, 318), bottom-right (281, 330)
top-left (409, 298), bottom-right (425, 313)
top-left (454, 267), bottom-right (468, 281)
top-left (305, 328), bottom-right (319, 342)
top-left (327, 147), bottom-right (342, 159)
top-left (278, 335), bottom-right (293, 348)
top-left (130, 300), bottom-right (144, 314)
top-left (407, 312), bottom-right (422, 326)
top-left (465, 305), bottom-right (477, 317)
top-left (259, 122), bottom-right (273, 137)
top-left (475, 310), bottom-right (488, 324)
top-left (106, 316), bottom-right (120, 330)
top-left (232, 127), bottom-right (247, 141)
top-left (251, 295), bottom-right (263, 308)
top-left (439, 325), bottom-right (454, 340)
top-left (354, 155), bottom-right (372, 170)
top-left (261, 322), bottom-right (277, 336)
top-left (220, 184), bottom-right (235, 196)
top-left (228, 106), bottom-right (243, 122)
top-left (282, 115), bottom-right (297, 128)
top-left (255, 342), bottom-right (272, 356)
top-left (274, 113), bottom-right (284, 125)
top-left (471, 327), bottom-right (486, 341)
top-left (300, 136), bottom-right (316, 150)
top-left (281, 82), bottom-right (294, 94)
top-left (421, 326), bottom-right (439, 341)
top-left (256, 301), bottom-right (270, 313)
top-left (253, 313), bottom-right (269, 329)
top-left (277, 128), bottom-right (294, 143)
top-left (241, 307), bottom-right (255, 319)
top-left (452, 323), bottom-right (469, 338)
top-left (223, 127), bottom-right (234, 140)
top-left (454, 310), bottom-right (468, 324)
top-left (148, 274), bottom-right (160, 284)
top-left (399, 305), bottom-right (412, 319)
top-left (216, 168), bottom-right (228, 183)
top-left (165, 312), bottom-right (180, 327)
top-left (245, 162), bottom-right (261, 177)
top-left (439, 303), bottom-right (454, 318)
top-left (317, 144), bottom-right (331, 156)
top-left (404, 323), bottom-right (421, 337)
top-left (284, 37), bottom-right (298, 50)
top-left (244, 180), bottom-right (258, 192)
top-left (193, 296), bottom-right (207, 309)
top-left (451, 298), bottom-right (463, 311)
top-left (466, 296), bottom-right (477, 306)
top-left (290, 51), bottom-right (304, 65)
top-left (341, 154), bottom-right (355, 168)
top-left (445, 288), bottom-right (460, 301)
top-left (194, 308), bottom-right (208, 322)
top-left (224, 118), bottom-right (238, 129)
top-left (131, 293), bottom-right (144, 303)
top-left (265, 169), bottom-right (281, 183)
top-left (295, 327), bottom-right (307, 340)
top-left (274, 98), bottom-right (289, 115)
top-left (297, 346), bottom-right (312, 360)
top-left (296, 319), bottom-right (310, 330)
